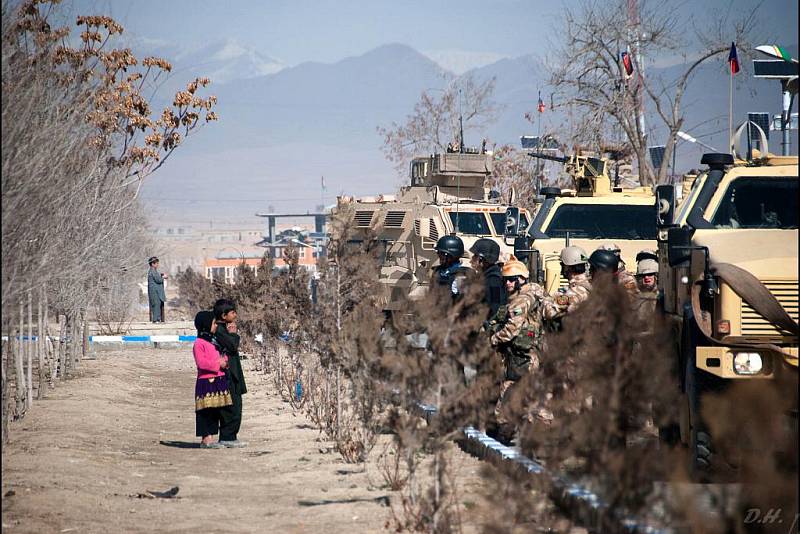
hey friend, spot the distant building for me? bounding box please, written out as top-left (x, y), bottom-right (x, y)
top-left (255, 227), bottom-right (324, 273)
top-left (204, 254), bottom-right (265, 284)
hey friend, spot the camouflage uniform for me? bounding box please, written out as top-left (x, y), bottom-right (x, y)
top-left (632, 288), bottom-right (658, 325)
top-left (543, 272), bottom-right (592, 320)
top-left (617, 268), bottom-right (640, 298)
top-left (489, 282), bottom-right (546, 433)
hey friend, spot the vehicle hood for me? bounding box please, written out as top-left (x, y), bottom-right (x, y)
top-left (693, 229), bottom-right (799, 279)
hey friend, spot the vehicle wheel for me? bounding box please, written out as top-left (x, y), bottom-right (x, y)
top-left (685, 353), bottom-right (714, 481)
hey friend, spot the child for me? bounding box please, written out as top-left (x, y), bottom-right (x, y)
top-left (193, 310), bottom-right (232, 448)
top-left (213, 298), bottom-right (248, 448)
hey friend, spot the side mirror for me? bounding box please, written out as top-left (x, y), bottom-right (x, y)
top-left (513, 235), bottom-right (531, 262)
top-left (666, 226), bottom-right (694, 267)
top-left (655, 184), bottom-right (675, 228)
top-left (504, 207), bottom-right (521, 237)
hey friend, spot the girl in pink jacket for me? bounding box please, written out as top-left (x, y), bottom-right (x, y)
top-left (193, 310), bottom-right (232, 448)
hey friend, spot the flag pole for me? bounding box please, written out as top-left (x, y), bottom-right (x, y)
top-left (728, 70), bottom-right (733, 154)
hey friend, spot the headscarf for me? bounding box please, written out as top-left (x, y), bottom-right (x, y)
top-left (194, 310), bottom-right (215, 343)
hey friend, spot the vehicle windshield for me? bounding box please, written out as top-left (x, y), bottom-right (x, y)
top-left (449, 211), bottom-right (492, 235)
top-left (675, 174), bottom-right (705, 224)
top-left (543, 204), bottom-right (657, 240)
top-left (710, 177), bottom-right (798, 229)
top-left (489, 212), bottom-right (528, 235)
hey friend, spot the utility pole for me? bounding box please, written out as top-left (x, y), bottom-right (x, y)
top-left (628, 0), bottom-right (646, 139)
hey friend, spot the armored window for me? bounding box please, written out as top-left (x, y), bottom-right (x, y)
top-left (384, 211), bottom-right (406, 227)
top-left (545, 204), bottom-right (657, 240)
top-left (448, 212), bottom-right (492, 235)
top-left (354, 210), bottom-right (374, 227)
top-left (489, 213), bottom-right (504, 235)
top-left (429, 219), bottom-right (439, 242)
top-left (710, 177), bottom-right (798, 229)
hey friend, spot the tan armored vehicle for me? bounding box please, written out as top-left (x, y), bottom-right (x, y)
top-left (654, 151), bottom-right (798, 476)
top-left (334, 149), bottom-right (531, 312)
top-left (507, 153), bottom-right (656, 293)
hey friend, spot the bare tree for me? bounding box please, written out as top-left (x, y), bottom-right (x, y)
top-left (0, 0), bottom-right (218, 432)
top-left (549, 0), bottom-right (759, 185)
top-left (377, 74), bottom-right (498, 175)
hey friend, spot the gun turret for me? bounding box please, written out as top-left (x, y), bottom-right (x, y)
top-left (528, 152), bottom-right (611, 196)
top-left (527, 151), bottom-right (568, 164)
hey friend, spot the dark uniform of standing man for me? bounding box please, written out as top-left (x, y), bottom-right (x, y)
top-left (213, 298), bottom-right (248, 448)
top-left (431, 235), bottom-right (470, 304)
top-left (468, 238), bottom-right (506, 318)
top-left (147, 256), bottom-right (167, 322)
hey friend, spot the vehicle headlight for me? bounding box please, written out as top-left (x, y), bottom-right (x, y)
top-left (733, 352), bottom-right (763, 375)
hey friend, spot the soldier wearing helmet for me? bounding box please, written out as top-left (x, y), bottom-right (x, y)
top-left (432, 235), bottom-right (471, 303)
top-left (635, 251), bottom-right (658, 294)
top-left (487, 256), bottom-right (546, 444)
top-left (593, 244), bottom-right (638, 297)
top-left (543, 246), bottom-right (592, 320)
top-left (469, 238), bottom-right (506, 318)
top-left (632, 251), bottom-right (660, 321)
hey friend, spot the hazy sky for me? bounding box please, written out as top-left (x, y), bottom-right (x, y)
top-left (71, 0), bottom-right (798, 70)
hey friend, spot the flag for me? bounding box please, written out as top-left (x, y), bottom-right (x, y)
top-left (620, 51), bottom-right (634, 77)
top-left (728, 42), bottom-right (740, 74)
top-left (537, 90), bottom-right (545, 113)
top-left (755, 44), bottom-right (797, 63)
top-left (321, 176), bottom-right (327, 191)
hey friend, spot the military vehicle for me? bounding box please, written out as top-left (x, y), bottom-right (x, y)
top-left (334, 148), bottom-right (532, 313)
top-left (506, 153), bottom-right (656, 293)
top-left (654, 151), bottom-right (798, 476)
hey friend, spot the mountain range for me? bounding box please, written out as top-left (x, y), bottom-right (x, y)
top-left (138, 40), bottom-right (795, 224)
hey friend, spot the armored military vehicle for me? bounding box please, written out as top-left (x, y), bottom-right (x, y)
top-left (506, 153), bottom-right (656, 294)
top-left (334, 148), bottom-right (532, 312)
top-left (654, 151), bottom-right (798, 477)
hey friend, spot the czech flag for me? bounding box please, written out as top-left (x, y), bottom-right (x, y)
top-left (620, 51), bottom-right (634, 77)
top-left (537, 91), bottom-right (545, 113)
top-left (728, 42), bottom-right (740, 75)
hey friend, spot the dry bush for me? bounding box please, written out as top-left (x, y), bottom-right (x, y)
top-left (377, 441), bottom-right (410, 491)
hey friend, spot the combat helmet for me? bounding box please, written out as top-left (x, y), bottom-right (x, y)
top-left (501, 255), bottom-right (529, 279)
top-left (636, 258), bottom-right (659, 276)
top-left (469, 238), bottom-right (500, 264)
top-left (599, 242), bottom-right (621, 255)
top-left (435, 235), bottom-right (464, 258)
top-left (560, 246), bottom-right (588, 266)
top-left (588, 249), bottom-right (619, 273)
top-left (635, 249), bottom-right (658, 263)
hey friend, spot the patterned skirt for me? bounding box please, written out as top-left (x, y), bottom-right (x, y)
top-left (195, 375), bottom-right (233, 411)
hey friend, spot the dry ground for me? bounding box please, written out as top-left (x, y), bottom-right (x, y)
top-left (1, 347), bottom-right (494, 533)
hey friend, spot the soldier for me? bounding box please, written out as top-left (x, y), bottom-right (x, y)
top-left (469, 238), bottom-right (506, 318)
top-left (635, 250), bottom-right (658, 294)
top-left (633, 251), bottom-right (659, 321)
top-left (432, 235), bottom-right (470, 303)
top-left (543, 246), bottom-right (592, 321)
top-left (488, 256), bottom-right (546, 444)
top-left (598, 242), bottom-right (638, 297)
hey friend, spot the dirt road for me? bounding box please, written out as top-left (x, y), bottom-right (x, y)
top-left (1, 347), bottom-right (489, 533)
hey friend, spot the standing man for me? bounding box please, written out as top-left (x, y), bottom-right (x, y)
top-left (543, 246), bottom-right (592, 322)
top-left (633, 250), bottom-right (659, 321)
top-left (147, 256), bottom-right (167, 323)
top-left (432, 235), bottom-right (470, 304)
top-left (488, 256), bottom-right (546, 444)
top-left (214, 298), bottom-right (247, 448)
top-left (598, 242), bottom-right (638, 297)
top-left (469, 238), bottom-right (506, 318)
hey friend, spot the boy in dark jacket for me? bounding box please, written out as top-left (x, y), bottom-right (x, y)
top-left (213, 298), bottom-right (248, 448)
